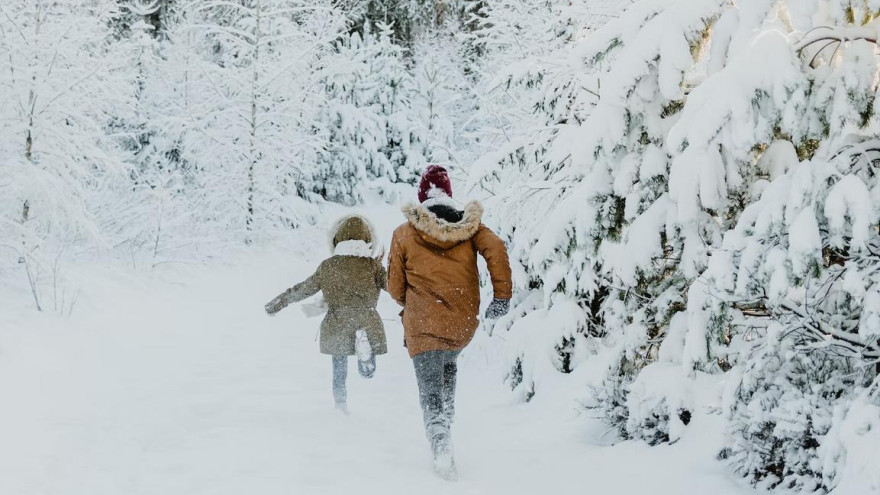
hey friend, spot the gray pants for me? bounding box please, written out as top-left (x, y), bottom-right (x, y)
top-left (413, 350), bottom-right (461, 451)
top-left (332, 356), bottom-right (348, 405)
top-left (332, 354), bottom-right (376, 405)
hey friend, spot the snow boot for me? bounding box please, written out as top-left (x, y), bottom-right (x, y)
top-left (335, 401), bottom-right (350, 416)
top-left (433, 451), bottom-right (458, 481)
top-left (431, 433), bottom-right (458, 481)
top-left (355, 330), bottom-right (375, 379)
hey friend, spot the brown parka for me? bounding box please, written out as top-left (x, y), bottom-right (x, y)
top-left (267, 216), bottom-right (388, 356)
top-left (387, 201), bottom-right (512, 358)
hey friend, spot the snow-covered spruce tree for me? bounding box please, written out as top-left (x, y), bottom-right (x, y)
top-left (674, 1), bottom-right (880, 490)
top-left (122, 10), bottom-right (213, 261)
top-left (0, 0), bottom-right (136, 310)
top-left (317, 22), bottom-right (433, 204)
top-left (152, 0), bottom-right (346, 242)
top-left (471, 0), bottom-right (722, 443)
top-left (106, 5), bottom-right (181, 264)
top-left (547, 0), bottom-right (726, 444)
top-left (407, 33), bottom-right (474, 169)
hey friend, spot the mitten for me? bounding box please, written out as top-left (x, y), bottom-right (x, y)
top-left (484, 298), bottom-right (510, 320)
top-left (265, 294), bottom-right (286, 316)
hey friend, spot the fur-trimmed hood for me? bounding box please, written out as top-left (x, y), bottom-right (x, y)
top-left (401, 199), bottom-right (484, 247)
top-left (328, 214), bottom-right (382, 258)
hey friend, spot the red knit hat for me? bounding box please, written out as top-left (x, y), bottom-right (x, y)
top-left (418, 165), bottom-right (452, 203)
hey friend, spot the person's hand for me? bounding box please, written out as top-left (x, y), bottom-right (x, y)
top-left (265, 295), bottom-right (284, 316)
top-left (484, 298), bottom-right (510, 320)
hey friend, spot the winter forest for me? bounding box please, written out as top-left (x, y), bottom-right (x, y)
top-left (3, 0), bottom-right (880, 493)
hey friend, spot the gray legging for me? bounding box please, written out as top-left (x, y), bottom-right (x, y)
top-left (412, 350), bottom-right (461, 448)
top-left (331, 354), bottom-right (376, 405)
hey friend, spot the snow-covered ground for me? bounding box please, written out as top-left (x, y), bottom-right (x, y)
top-left (0, 204), bottom-right (757, 495)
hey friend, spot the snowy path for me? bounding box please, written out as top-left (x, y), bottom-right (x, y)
top-left (0, 213), bottom-right (757, 495)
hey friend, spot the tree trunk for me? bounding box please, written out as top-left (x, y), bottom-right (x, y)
top-left (245, 0), bottom-right (262, 243)
top-left (22, 5), bottom-right (40, 310)
top-left (143, 0), bottom-right (170, 37)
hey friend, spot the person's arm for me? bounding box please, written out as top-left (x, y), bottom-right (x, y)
top-left (375, 259), bottom-right (388, 291)
top-left (265, 265), bottom-right (322, 315)
top-left (473, 225), bottom-right (513, 300)
top-left (387, 231), bottom-right (407, 306)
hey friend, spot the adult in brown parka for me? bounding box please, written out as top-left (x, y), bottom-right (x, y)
top-left (387, 165), bottom-right (512, 480)
top-left (265, 215), bottom-right (387, 414)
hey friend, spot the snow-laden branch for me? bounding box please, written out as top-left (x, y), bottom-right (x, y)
top-left (777, 300), bottom-right (880, 359)
top-left (182, 0), bottom-right (252, 16)
top-left (180, 24), bottom-right (257, 45)
top-left (797, 26), bottom-right (878, 51)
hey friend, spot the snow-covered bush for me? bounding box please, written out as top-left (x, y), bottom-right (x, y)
top-left (723, 326), bottom-right (868, 492)
top-left (501, 293), bottom-right (589, 401)
top-left (625, 361), bottom-right (693, 445)
top-left (820, 377), bottom-right (880, 493)
top-left (704, 135), bottom-right (880, 489)
top-left (623, 313), bottom-right (694, 444)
